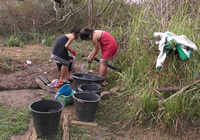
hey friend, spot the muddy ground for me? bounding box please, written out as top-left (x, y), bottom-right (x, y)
top-left (0, 44), bottom-right (200, 140)
top-left (0, 61), bottom-right (71, 102)
top-left (0, 58), bottom-right (132, 140)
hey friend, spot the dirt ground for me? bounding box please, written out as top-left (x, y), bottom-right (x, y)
top-left (0, 56), bottom-right (130, 140)
top-left (1, 44), bottom-right (200, 140)
top-left (0, 47), bottom-right (128, 139)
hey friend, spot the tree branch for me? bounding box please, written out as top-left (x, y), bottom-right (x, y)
top-left (96, 0), bottom-right (112, 17)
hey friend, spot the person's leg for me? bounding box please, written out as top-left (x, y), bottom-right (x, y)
top-left (53, 56), bottom-right (72, 81)
top-left (65, 70), bottom-right (72, 81)
top-left (60, 65), bottom-right (68, 82)
top-left (99, 59), bottom-right (108, 85)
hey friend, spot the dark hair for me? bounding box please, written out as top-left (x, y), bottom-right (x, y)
top-left (80, 28), bottom-right (94, 40)
top-left (71, 26), bottom-right (81, 36)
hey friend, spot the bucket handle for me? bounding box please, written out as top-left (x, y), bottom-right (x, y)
top-left (49, 107), bottom-right (62, 113)
top-left (77, 99), bottom-right (84, 103)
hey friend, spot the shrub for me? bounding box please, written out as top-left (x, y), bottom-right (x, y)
top-left (8, 36), bottom-right (24, 47)
top-left (44, 36), bottom-right (55, 46)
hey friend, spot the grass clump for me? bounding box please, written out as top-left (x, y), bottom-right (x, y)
top-left (0, 104), bottom-right (31, 140)
top-left (69, 124), bottom-right (96, 140)
top-left (112, 1), bottom-right (200, 134)
top-left (8, 36), bottom-right (24, 47)
top-left (0, 55), bottom-right (16, 73)
top-left (43, 36), bottom-right (55, 47)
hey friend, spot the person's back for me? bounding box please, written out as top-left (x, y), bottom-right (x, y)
top-left (50, 26), bottom-right (81, 87)
top-left (52, 35), bottom-right (69, 60)
top-left (80, 28), bottom-right (118, 85)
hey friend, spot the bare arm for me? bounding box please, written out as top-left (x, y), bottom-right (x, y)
top-left (65, 34), bottom-right (75, 54)
top-left (88, 38), bottom-right (99, 63)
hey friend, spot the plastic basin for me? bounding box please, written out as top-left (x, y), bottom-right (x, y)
top-left (72, 73), bottom-right (104, 91)
top-left (77, 83), bottom-right (102, 96)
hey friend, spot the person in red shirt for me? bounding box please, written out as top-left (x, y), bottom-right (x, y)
top-left (80, 28), bottom-right (118, 86)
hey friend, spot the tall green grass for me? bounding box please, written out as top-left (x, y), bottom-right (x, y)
top-left (110, 1), bottom-right (200, 133)
top-left (92, 0), bottom-right (200, 133)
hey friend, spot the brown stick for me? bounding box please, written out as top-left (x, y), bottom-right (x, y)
top-left (101, 108), bottom-right (113, 121)
top-left (71, 120), bottom-right (97, 127)
top-left (155, 85), bottom-right (200, 92)
top-left (160, 80), bottom-right (200, 104)
top-left (29, 128), bottom-right (37, 140)
top-left (62, 114), bottom-right (69, 140)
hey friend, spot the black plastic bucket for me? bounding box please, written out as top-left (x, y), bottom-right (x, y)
top-left (77, 83), bottom-right (102, 96)
top-left (29, 99), bottom-right (64, 138)
top-left (73, 92), bottom-right (100, 122)
top-left (72, 73), bottom-right (104, 91)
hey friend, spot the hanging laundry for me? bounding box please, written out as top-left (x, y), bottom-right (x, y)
top-left (153, 31), bottom-right (198, 71)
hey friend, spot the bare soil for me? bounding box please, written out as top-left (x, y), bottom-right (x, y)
top-left (0, 44), bottom-right (199, 140)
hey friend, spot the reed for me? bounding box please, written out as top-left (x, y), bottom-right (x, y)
top-left (100, 0), bottom-right (200, 133)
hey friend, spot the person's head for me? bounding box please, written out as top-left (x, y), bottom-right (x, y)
top-left (80, 28), bottom-right (94, 41)
top-left (71, 26), bottom-right (81, 39)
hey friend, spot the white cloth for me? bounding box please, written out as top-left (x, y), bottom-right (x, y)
top-left (153, 31), bottom-right (198, 69)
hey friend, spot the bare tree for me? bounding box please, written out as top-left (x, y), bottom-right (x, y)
top-left (46, 0), bottom-right (88, 30)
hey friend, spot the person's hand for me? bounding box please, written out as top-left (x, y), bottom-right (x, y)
top-left (87, 57), bottom-right (93, 63)
top-left (87, 52), bottom-right (92, 59)
top-left (70, 48), bottom-right (76, 57)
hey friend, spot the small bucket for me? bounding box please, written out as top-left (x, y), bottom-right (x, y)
top-left (56, 91), bottom-right (74, 106)
top-left (72, 73), bottom-right (104, 91)
top-left (73, 92), bottom-right (100, 122)
top-left (77, 83), bottom-right (102, 96)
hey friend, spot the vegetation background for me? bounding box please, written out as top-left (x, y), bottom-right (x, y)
top-left (0, 0), bottom-right (199, 139)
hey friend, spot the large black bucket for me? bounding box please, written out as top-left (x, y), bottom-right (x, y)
top-left (29, 99), bottom-right (64, 138)
top-left (77, 83), bottom-right (102, 96)
top-left (73, 92), bottom-right (100, 122)
top-left (72, 73), bottom-right (104, 91)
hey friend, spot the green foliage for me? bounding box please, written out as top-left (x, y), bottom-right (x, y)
top-left (69, 0), bottom-right (82, 5)
top-left (162, 92), bottom-right (200, 127)
top-left (0, 62), bottom-right (13, 73)
top-left (8, 36), bottom-right (24, 47)
top-left (93, 0), bottom-right (200, 133)
top-left (0, 0), bottom-right (199, 135)
top-left (141, 92), bottom-right (158, 114)
top-left (43, 36), bottom-right (55, 47)
top-left (19, 32), bottom-right (34, 43)
top-left (0, 55), bottom-right (15, 73)
top-left (115, 1), bottom-right (200, 133)
top-left (0, 104), bottom-right (31, 140)
top-left (69, 124), bottom-right (96, 140)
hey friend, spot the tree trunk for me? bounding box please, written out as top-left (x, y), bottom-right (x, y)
top-left (88, 0), bottom-right (93, 28)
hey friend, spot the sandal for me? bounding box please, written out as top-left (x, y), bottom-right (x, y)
top-left (67, 78), bottom-right (73, 82)
top-left (102, 82), bottom-right (108, 86)
top-left (63, 80), bottom-right (70, 84)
